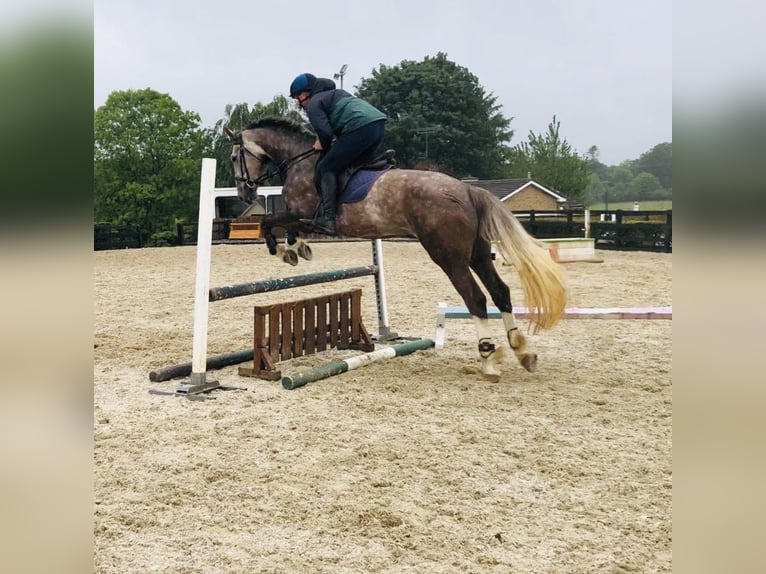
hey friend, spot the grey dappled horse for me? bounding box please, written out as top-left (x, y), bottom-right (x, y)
top-left (226, 118), bottom-right (567, 381)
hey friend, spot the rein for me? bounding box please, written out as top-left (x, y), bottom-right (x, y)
top-left (236, 141), bottom-right (317, 189)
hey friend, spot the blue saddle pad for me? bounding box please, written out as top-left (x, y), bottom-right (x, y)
top-left (339, 167), bottom-right (391, 204)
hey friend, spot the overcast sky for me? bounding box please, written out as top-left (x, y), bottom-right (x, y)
top-left (93, 0), bottom-right (673, 166)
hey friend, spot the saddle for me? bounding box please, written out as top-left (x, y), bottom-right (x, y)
top-left (315, 149), bottom-right (396, 193)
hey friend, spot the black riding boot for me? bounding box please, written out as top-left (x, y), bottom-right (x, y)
top-left (300, 172), bottom-right (338, 235)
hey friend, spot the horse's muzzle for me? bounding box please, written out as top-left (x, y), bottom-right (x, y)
top-left (236, 180), bottom-right (257, 204)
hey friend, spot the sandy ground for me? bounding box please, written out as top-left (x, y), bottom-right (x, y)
top-left (94, 240), bottom-right (672, 573)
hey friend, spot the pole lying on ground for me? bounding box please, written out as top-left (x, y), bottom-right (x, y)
top-left (149, 349), bottom-right (253, 382)
top-left (281, 339), bottom-right (435, 390)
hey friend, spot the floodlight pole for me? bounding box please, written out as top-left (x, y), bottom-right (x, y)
top-left (333, 64), bottom-right (348, 90)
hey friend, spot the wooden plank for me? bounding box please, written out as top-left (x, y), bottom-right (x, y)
top-left (349, 289), bottom-right (374, 352)
top-left (229, 230), bottom-right (262, 239)
top-left (293, 300), bottom-right (305, 357)
top-left (228, 222), bottom-right (262, 239)
top-left (305, 302), bottom-right (316, 355)
top-left (281, 302), bottom-right (294, 361)
top-left (269, 306), bottom-right (281, 361)
top-left (329, 294), bottom-right (340, 349)
top-left (230, 222), bottom-right (262, 230)
top-left (350, 289), bottom-right (361, 343)
top-left (316, 296), bottom-right (328, 351)
top-left (241, 306), bottom-right (281, 379)
top-left (338, 292), bottom-right (350, 349)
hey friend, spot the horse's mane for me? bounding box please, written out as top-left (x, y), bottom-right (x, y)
top-left (245, 117), bottom-right (314, 140)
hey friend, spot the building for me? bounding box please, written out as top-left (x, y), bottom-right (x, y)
top-left (463, 177), bottom-right (583, 211)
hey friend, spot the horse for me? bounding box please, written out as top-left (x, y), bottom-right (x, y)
top-left (224, 118), bottom-right (567, 381)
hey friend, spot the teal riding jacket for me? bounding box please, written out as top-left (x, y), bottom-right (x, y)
top-left (306, 78), bottom-right (387, 150)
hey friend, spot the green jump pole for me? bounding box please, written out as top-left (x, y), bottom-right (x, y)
top-left (209, 265), bottom-right (377, 301)
top-left (282, 339), bottom-right (435, 390)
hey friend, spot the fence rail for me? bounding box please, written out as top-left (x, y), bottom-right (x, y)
top-left (512, 209), bottom-right (672, 253)
top-left (95, 209), bottom-right (672, 253)
top-left (94, 224), bottom-right (144, 250)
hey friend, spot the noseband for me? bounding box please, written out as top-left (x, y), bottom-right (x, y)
top-left (235, 136), bottom-right (317, 190)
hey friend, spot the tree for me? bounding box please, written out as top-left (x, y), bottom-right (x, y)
top-left (635, 142), bottom-right (672, 189)
top-left (602, 165), bottom-right (635, 201)
top-left (209, 95), bottom-right (307, 187)
top-left (94, 88), bottom-right (208, 240)
top-left (584, 173), bottom-right (606, 206)
top-left (630, 171), bottom-right (662, 200)
top-left (356, 52), bottom-right (513, 178)
top-left (506, 115), bottom-right (590, 201)
top-left (586, 145), bottom-right (607, 178)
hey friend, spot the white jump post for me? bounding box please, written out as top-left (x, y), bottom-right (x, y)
top-left (371, 239), bottom-right (396, 340)
top-left (176, 158), bottom-right (230, 395)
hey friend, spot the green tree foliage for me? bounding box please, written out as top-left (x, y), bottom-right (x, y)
top-left (94, 89), bottom-right (208, 241)
top-left (630, 171), bottom-right (662, 200)
top-left (634, 142), bottom-right (672, 189)
top-left (586, 145), bottom-right (608, 178)
top-left (209, 95), bottom-right (306, 187)
top-left (584, 173), bottom-right (606, 206)
top-left (506, 115), bottom-right (590, 201)
top-left (603, 165), bottom-right (635, 201)
top-left (356, 52), bottom-right (513, 178)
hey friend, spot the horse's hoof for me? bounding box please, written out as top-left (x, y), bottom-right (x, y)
top-left (282, 249), bottom-right (299, 266)
top-left (297, 242), bottom-right (313, 261)
top-left (520, 353), bottom-right (538, 372)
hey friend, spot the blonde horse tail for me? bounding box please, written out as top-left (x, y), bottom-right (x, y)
top-left (470, 185), bottom-right (567, 331)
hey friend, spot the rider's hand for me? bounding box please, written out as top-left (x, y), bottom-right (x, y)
top-left (313, 138), bottom-right (323, 151)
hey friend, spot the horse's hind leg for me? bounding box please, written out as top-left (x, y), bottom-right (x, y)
top-left (421, 237), bottom-right (506, 382)
top-left (470, 239), bottom-right (537, 372)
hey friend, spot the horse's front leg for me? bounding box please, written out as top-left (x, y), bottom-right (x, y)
top-left (261, 214), bottom-right (314, 266)
top-left (285, 230), bottom-right (313, 262)
top-left (261, 215), bottom-right (287, 257)
top-left (264, 230), bottom-right (278, 256)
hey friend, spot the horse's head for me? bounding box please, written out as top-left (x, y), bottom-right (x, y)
top-left (225, 126), bottom-right (272, 204)
top-left (225, 119), bottom-right (320, 215)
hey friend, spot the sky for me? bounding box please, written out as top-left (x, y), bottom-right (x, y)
top-left (91, 0), bottom-right (676, 166)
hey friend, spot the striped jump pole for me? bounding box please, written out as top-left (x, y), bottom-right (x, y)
top-left (434, 302), bottom-right (672, 349)
top-left (281, 338), bottom-right (435, 390)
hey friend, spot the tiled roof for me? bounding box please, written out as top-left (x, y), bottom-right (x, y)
top-left (463, 177), bottom-right (582, 206)
top-left (463, 178), bottom-right (532, 201)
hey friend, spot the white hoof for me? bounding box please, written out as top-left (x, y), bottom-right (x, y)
top-left (481, 346), bottom-right (507, 382)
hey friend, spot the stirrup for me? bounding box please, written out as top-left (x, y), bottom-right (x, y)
top-left (299, 217), bottom-right (335, 235)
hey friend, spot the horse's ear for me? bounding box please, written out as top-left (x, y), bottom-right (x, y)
top-left (223, 126), bottom-right (237, 141)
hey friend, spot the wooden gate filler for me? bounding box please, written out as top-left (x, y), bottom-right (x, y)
top-left (239, 288), bottom-right (374, 380)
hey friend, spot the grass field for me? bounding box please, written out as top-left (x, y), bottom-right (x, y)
top-left (587, 200), bottom-right (672, 210)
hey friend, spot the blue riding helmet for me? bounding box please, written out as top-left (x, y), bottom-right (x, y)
top-left (289, 73), bottom-right (317, 97)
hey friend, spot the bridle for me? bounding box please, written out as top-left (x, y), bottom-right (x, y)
top-left (235, 135), bottom-right (317, 190)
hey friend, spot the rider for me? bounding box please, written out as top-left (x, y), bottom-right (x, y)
top-left (289, 72), bottom-right (387, 235)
